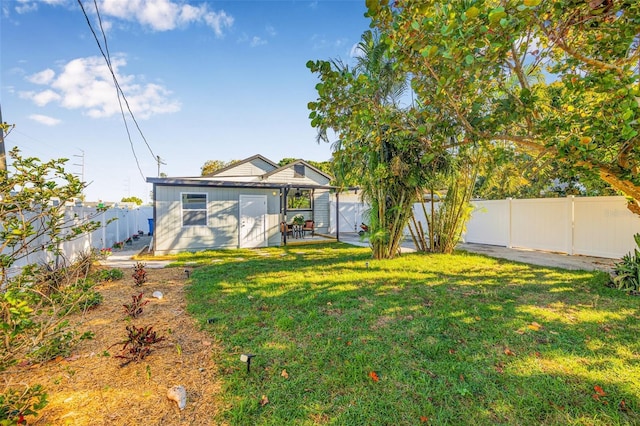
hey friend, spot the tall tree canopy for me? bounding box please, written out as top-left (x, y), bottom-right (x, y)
top-left (309, 30), bottom-right (440, 258)
top-left (369, 0), bottom-right (640, 210)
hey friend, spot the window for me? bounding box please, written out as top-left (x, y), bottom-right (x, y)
top-left (287, 189), bottom-right (311, 210)
top-left (293, 164), bottom-right (305, 178)
top-left (181, 193), bottom-right (207, 226)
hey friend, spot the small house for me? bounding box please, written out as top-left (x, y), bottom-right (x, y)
top-left (146, 155), bottom-right (341, 255)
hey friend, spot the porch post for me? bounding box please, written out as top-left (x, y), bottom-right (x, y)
top-left (282, 186), bottom-right (288, 245)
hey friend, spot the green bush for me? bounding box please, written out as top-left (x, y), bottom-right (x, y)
top-left (0, 384), bottom-right (48, 426)
top-left (95, 268), bottom-right (124, 282)
top-left (611, 233), bottom-right (640, 292)
top-left (27, 322), bottom-right (93, 363)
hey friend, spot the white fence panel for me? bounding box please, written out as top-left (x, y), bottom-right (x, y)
top-left (2, 205), bottom-right (154, 281)
top-left (510, 198), bottom-right (573, 254)
top-left (573, 196), bottom-right (640, 258)
top-left (464, 200), bottom-right (510, 246)
top-left (328, 201), bottom-right (367, 234)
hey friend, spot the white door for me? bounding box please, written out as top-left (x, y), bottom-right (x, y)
top-left (239, 195), bottom-right (267, 248)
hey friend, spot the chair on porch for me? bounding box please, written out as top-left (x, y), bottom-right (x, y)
top-left (281, 221), bottom-right (293, 237)
top-left (302, 220), bottom-right (315, 237)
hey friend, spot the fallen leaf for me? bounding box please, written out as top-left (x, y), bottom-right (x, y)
top-left (494, 363), bottom-right (504, 374)
top-left (528, 322), bottom-right (542, 331)
top-left (594, 385), bottom-right (606, 396)
top-left (515, 329), bottom-right (525, 335)
top-left (420, 416), bottom-right (429, 423)
top-left (281, 369), bottom-right (289, 379)
top-left (619, 399), bottom-right (628, 412)
top-left (368, 371), bottom-right (380, 382)
top-left (504, 348), bottom-right (515, 356)
top-left (259, 395), bottom-right (269, 407)
top-left (459, 374), bottom-right (465, 382)
top-left (448, 349), bottom-right (456, 354)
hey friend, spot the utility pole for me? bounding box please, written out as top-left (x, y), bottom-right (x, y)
top-left (73, 149), bottom-right (85, 197)
top-left (156, 155), bottom-right (166, 177)
top-left (0, 104), bottom-right (6, 172)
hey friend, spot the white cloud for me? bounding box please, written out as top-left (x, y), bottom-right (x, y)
top-left (250, 36), bottom-right (267, 48)
top-left (27, 68), bottom-right (55, 85)
top-left (98, 0), bottom-right (233, 36)
top-left (21, 55), bottom-right (180, 120)
top-left (14, 0), bottom-right (65, 14)
top-left (203, 9), bottom-right (234, 36)
top-left (29, 114), bottom-right (61, 126)
top-left (266, 25), bottom-right (276, 37)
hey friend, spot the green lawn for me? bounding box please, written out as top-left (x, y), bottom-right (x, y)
top-left (176, 243), bottom-right (639, 425)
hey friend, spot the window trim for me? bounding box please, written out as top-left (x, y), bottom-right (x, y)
top-left (181, 192), bottom-right (208, 227)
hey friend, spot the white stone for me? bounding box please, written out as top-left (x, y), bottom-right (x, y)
top-left (167, 385), bottom-right (187, 410)
top-left (152, 291), bottom-right (163, 299)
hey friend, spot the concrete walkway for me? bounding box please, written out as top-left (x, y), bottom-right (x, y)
top-left (99, 235), bottom-right (172, 269)
top-left (338, 233), bottom-right (617, 272)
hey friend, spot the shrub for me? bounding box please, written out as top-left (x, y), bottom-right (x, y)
top-left (27, 323), bottom-right (93, 363)
top-left (610, 233), bottom-right (640, 293)
top-left (0, 384), bottom-right (48, 425)
top-left (123, 293), bottom-right (148, 319)
top-left (132, 262), bottom-right (147, 286)
top-left (95, 268), bottom-right (124, 282)
top-left (113, 325), bottom-right (165, 366)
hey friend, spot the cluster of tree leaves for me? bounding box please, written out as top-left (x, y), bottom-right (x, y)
top-left (120, 196), bottom-right (143, 205)
top-left (200, 159), bottom-right (240, 176)
top-left (368, 0), bottom-right (639, 208)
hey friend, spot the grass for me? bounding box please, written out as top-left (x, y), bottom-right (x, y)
top-left (176, 243), bottom-right (639, 425)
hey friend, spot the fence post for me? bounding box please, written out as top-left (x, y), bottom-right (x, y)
top-left (568, 195), bottom-right (575, 255)
top-left (507, 198), bottom-right (513, 249)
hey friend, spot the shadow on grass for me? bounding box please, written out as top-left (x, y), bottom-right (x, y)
top-left (183, 243), bottom-right (639, 425)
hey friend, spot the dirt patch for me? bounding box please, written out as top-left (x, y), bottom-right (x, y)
top-left (4, 267), bottom-right (224, 425)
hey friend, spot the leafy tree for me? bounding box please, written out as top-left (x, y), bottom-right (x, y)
top-left (200, 159), bottom-right (238, 176)
top-left (309, 30), bottom-right (433, 259)
top-left (0, 147), bottom-right (104, 369)
top-left (120, 196), bottom-right (143, 205)
top-left (369, 0), bottom-right (640, 211)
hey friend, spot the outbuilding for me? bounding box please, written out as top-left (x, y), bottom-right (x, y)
top-left (146, 155), bottom-right (342, 255)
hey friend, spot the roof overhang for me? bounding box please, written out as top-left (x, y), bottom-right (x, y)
top-left (146, 177), bottom-right (356, 192)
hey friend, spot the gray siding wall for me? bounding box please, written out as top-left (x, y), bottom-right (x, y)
top-left (313, 189), bottom-right (330, 234)
top-left (216, 158), bottom-right (275, 177)
top-left (154, 185), bottom-right (281, 255)
top-left (264, 167), bottom-right (330, 186)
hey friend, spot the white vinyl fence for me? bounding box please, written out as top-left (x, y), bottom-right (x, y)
top-left (4, 205), bottom-right (153, 278)
top-left (330, 195), bottom-right (640, 259)
top-left (465, 196), bottom-right (640, 259)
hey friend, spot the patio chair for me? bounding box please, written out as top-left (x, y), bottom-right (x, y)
top-left (302, 220), bottom-right (315, 237)
top-left (281, 221), bottom-right (293, 237)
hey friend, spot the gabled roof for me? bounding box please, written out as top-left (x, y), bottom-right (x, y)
top-left (261, 159), bottom-right (333, 181)
top-left (203, 154), bottom-right (278, 177)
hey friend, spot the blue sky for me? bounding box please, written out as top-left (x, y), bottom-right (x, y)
top-left (1, 0), bottom-right (370, 202)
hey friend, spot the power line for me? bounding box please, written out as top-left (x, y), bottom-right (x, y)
top-left (77, 0), bottom-right (163, 182)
